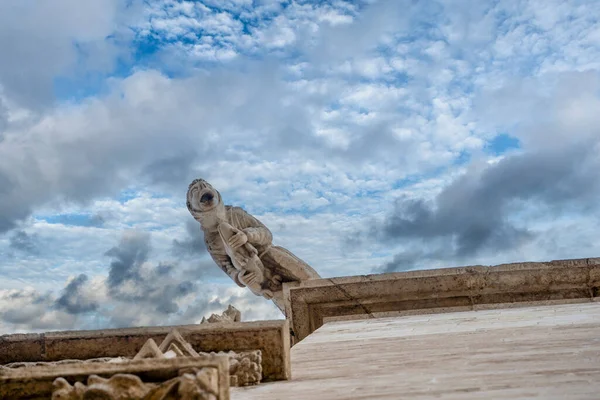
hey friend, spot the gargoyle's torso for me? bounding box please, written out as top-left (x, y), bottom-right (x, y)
top-left (201, 205), bottom-right (270, 257)
top-left (203, 229), bottom-right (226, 257)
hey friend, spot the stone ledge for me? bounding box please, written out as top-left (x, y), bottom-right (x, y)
top-left (0, 355), bottom-right (230, 399)
top-left (0, 320), bottom-right (290, 382)
top-left (284, 257), bottom-right (600, 342)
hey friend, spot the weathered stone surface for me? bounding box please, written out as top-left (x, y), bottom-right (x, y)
top-left (132, 329), bottom-right (263, 386)
top-left (52, 368), bottom-right (221, 400)
top-left (1, 357), bottom-right (128, 370)
top-left (204, 351), bottom-right (262, 387)
top-left (0, 356), bottom-right (230, 399)
top-left (134, 339), bottom-right (168, 360)
top-left (0, 320), bottom-right (290, 382)
top-left (0, 333), bottom-right (44, 366)
top-left (284, 257), bottom-right (600, 342)
top-left (3, 328), bottom-right (263, 390)
top-left (157, 329), bottom-right (199, 358)
top-left (187, 179), bottom-right (320, 313)
top-left (234, 302), bottom-right (600, 399)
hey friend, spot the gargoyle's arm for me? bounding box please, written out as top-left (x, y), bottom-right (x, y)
top-left (209, 250), bottom-right (245, 288)
top-left (231, 207), bottom-right (273, 246)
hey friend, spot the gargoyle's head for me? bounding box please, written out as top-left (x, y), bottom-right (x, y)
top-left (187, 179), bottom-right (223, 217)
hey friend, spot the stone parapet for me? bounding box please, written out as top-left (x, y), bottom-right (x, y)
top-left (1, 355), bottom-right (230, 399)
top-left (284, 257), bottom-right (600, 342)
top-left (0, 320), bottom-right (290, 382)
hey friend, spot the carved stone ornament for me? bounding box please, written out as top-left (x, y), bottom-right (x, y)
top-left (51, 368), bottom-right (220, 400)
top-left (133, 329), bottom-right (262, 387)
top-left (186, 179), bottom-right (321, 313)
top-left (218, 350), bottom-right (262, 388)
top-left (134, 330), bottom-right (199, 361)
top-left (0, 356), bottom-right (230, 400)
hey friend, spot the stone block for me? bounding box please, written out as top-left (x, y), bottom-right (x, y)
top-left (0, 333), bottom-right (43, 364)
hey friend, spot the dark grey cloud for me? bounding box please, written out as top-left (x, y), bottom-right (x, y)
top-left (104, 231), bottom-right (197, 321)
top-left (374, 69), bottom-right (600, 273)
top-left (172, 220), bottom-right (206, 257)
top-left (55, 274), bottom-right (98, 314)
top-left (0, 289), bottom-right (78, 331)
top-left (92, 229), bottom-right (278, 327)
top-left (378, 246), bottom-right (457, 274)
top-left (141, 152), bottom-right (199, 189)
top-left (377, 144), bottom-right (600, 272)
top-left (8, 230), bottom-right (40, 255)
top-left (105, 231), bottom-right (151, 289)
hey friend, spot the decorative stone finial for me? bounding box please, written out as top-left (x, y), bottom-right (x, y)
top-left (201, 305), bottom-right (242, 324)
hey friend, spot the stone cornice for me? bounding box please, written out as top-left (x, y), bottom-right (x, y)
top-left (284, 257), bottom-right (600, 342)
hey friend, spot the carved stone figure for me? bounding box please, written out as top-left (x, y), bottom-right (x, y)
top-left (186, 179), bottom-right (321, 313)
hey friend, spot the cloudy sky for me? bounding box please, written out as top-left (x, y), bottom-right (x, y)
top-left (1, 0), bottom-right (599, 334)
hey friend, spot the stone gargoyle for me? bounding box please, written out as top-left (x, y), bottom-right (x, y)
top-left (186, 179), bottom-right (320, 313)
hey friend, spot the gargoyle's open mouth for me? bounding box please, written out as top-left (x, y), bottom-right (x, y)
top-left (193, 190), bottom-right (218, 211)
top-left (200, 192), bottom-right (214, 204)
top-left (187, 179), bottom-right (220, 213)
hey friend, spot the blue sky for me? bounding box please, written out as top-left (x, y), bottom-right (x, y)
top-left (1, 0), bottom-right (600, 334)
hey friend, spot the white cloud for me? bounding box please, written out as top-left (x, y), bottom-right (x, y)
top-left (0, 0), bottom-right (131, 108)
top-left (1, 0), bottom-right (600, 333)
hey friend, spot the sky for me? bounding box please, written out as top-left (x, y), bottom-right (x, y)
top-left (0, 0), bottom-right (599, 334)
